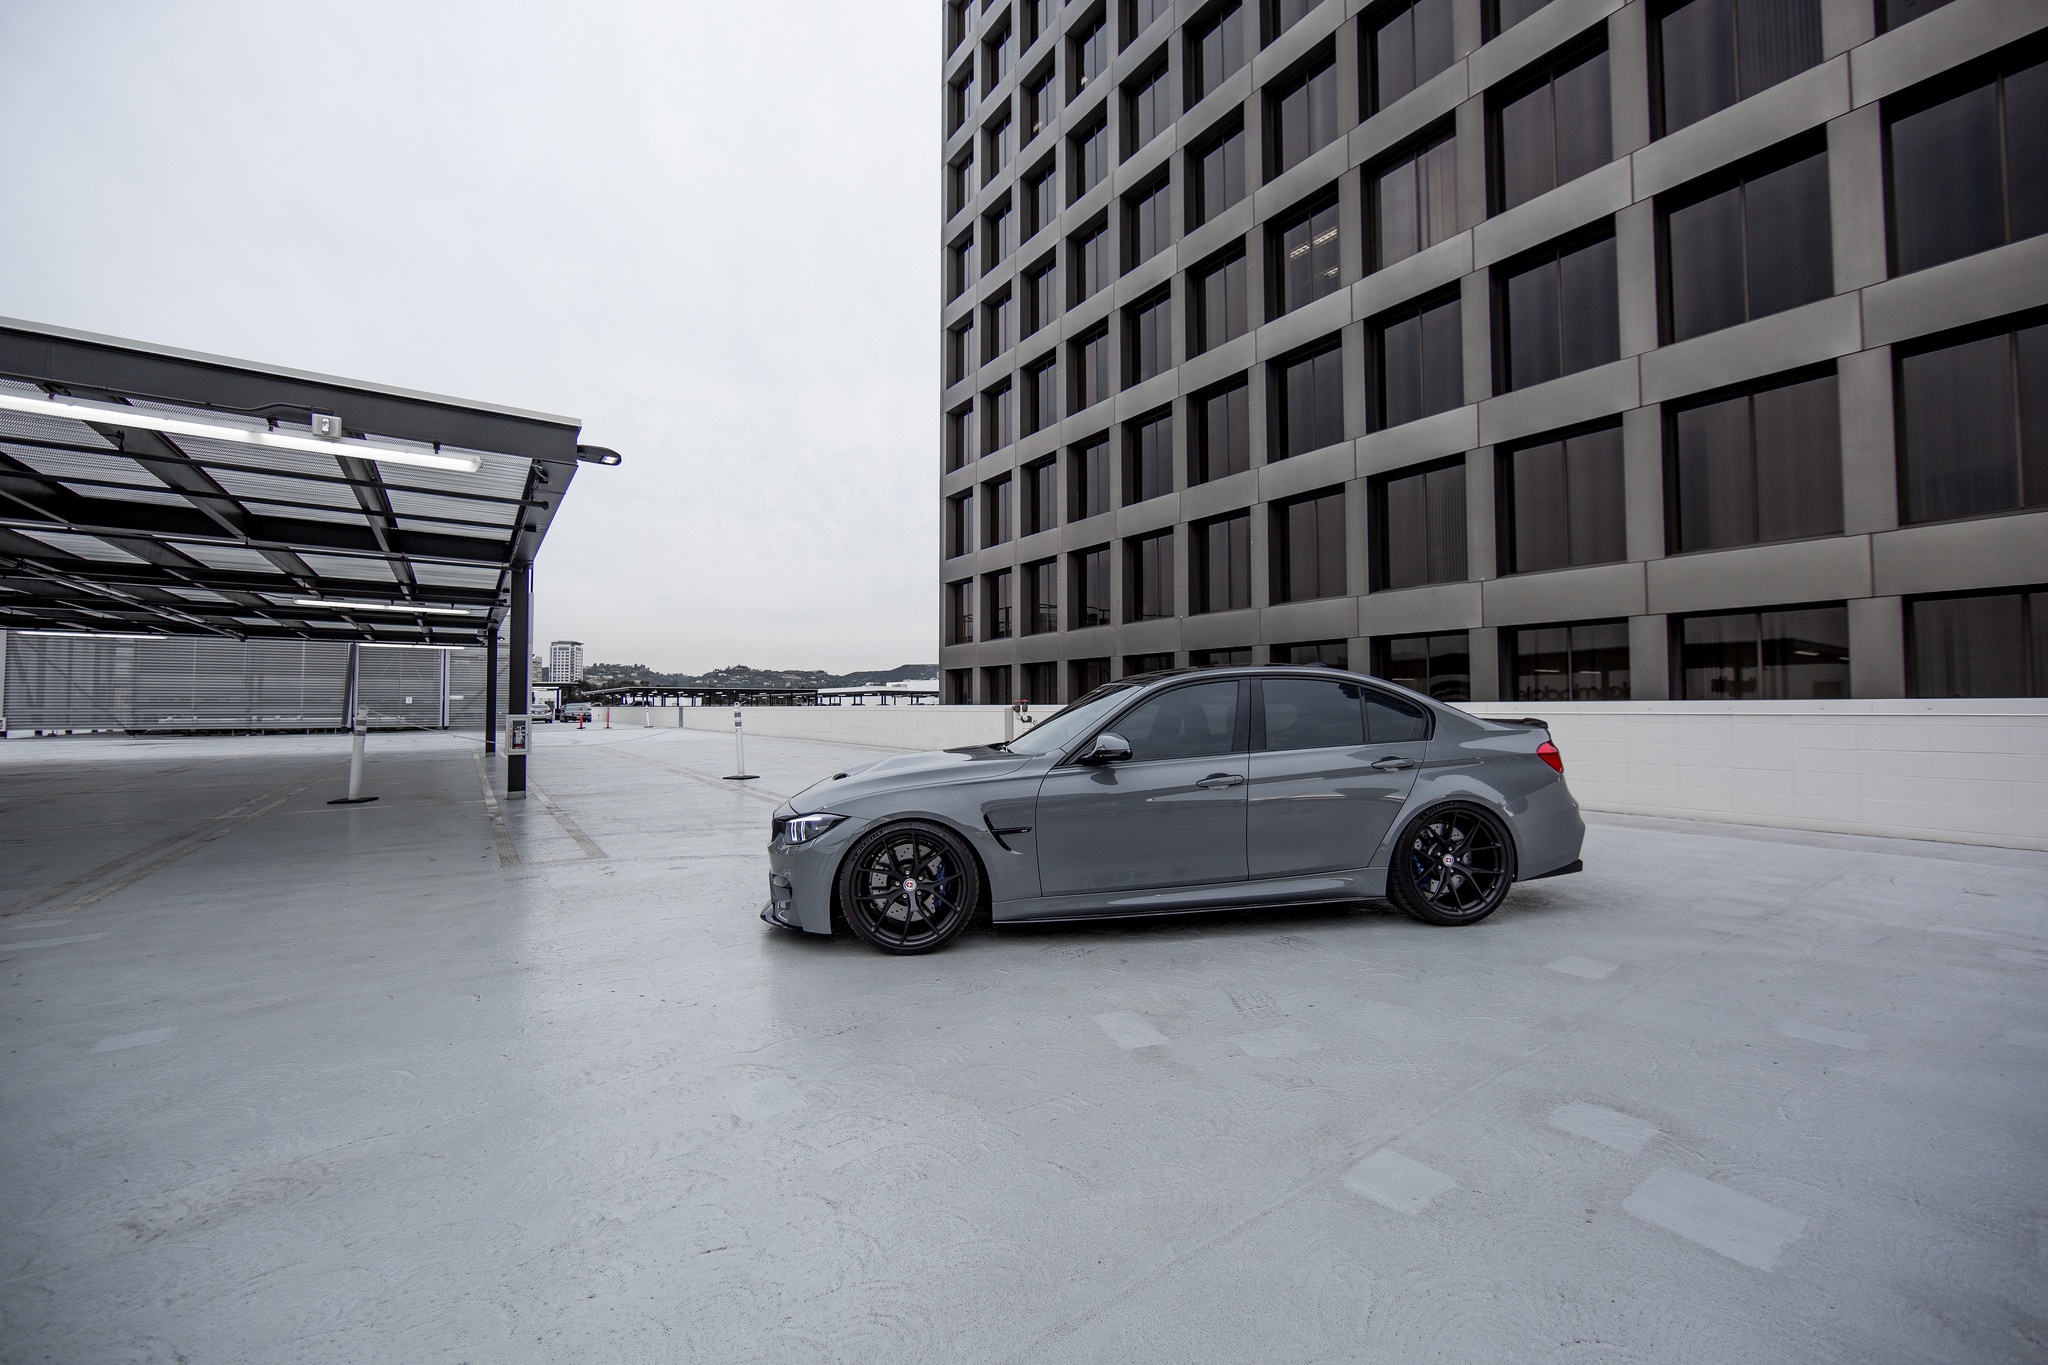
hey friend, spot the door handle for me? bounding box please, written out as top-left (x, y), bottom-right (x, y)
top-left (1371, 756), bottom-right (1418, 771)
top-left (1196, 773), bottom-right (1246, 788)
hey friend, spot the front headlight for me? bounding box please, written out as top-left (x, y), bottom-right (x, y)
top-left (780, 812), bottom-right (847, 845)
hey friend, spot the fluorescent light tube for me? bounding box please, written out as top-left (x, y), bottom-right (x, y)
top-left (294, 599), bottom-right (474, 616)
top-left (19, 629), bottom-right (165, 639)
top-left (0, 391), bottom-right (483, 474)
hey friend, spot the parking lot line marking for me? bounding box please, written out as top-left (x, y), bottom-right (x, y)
top-left (1776, 1021), bottom-right (1869, 1050)
top-left (1230, 1027), bottom-right (1317, 1058)
top-left (469, 751), bottom-right (519, 867)
top-left (1548, 956), bottom-right (1618, 980)
top-left (726, 1077), bottom-right (807, 1121)
top-left (1343, 1151), bottom-right (1458, 1214)
top-left (530, 786), bottom-right (607, 860)
top-left (1624, 1169), bottom-right (1806, 1270)
top-left (1095, 1013), bottom-right (1169, 1049)
top-left (93, 1028), bottom-right (174, 1052)
top-left (0, 933), bottom-right (107, 950)
top-left (1549, 1102), bottom-right (1660, 1153)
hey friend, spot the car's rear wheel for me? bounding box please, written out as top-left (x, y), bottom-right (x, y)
top-left (836, 821), bottom-right (980, 955)
top-left (1387, 802), bottom-right (1514, 926)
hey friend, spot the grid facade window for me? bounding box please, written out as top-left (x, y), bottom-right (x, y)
top-left (1073, 115), bottom-right (1111, 200)
top-left (1369, 0), bottom-right (1454, 113)
top-left (1487, 0), bottom-right (1552, 38)
top-left (1071, 435), bottom-right (1113, 520)
top-left (1025, 559), bottom-right (1061, 634)
top-left (1274, 341), bottom-right (1346, 458)
top-left (983, 664), bottom-right (1015, 702)
top-left (1127, 0), bottom-right (1173, 43)
top-left (1909, 590), bottom-right (2048, 697)
top-left (984, 473), bottom-right (1015, 545)
top-left (1190, 647), bottom-right (1255, 667)
top-left (1071, 220), bottom-right (1111, 302)
top-left (1025, 161), bottom-right (1059, 237)
top-left (1498, 229), bottom-right (1619, 390)
top-left (1887, 48), bottom-right (2048, 277)
top-left (1375, 631), bottom-right (1470, 700)
top-left (949, 153), bottom-right (975, 216)
top-left (949, 71), bottom-right (973, 136)
top-left (983, 380), bottom-right (1016, 453)
top-left (1023, 256), bottom-right (1058, 335)
top-left (1512, 621), bottom-right (1631, 700)
top-left (1192, 375), bottom-right (1252, 482)
top-left (1192, 247), bottom-right (1250, 353)
top-left (1024, 457), bottom-right (1060, 535)
top-left (1125, 408), bottom-right (1174, 503)
top-left (1190, 119), bottom-right (1248, 226)
top-left (1127, 530), bottom-right (1175, 620)
top-left (1503, 424), bottom-right (1626, 573)
top-left (947, 318), bottom-right (974, 385)
top-left (1192, 512), bottom-right (1253, 613)
top-left (1125, 61), bottom-right (1175, 155)
top-left (1022, 0), bottom-right (1051, 45)
top-left (984, 17), bottom-right (1016, 89)
top-left (1669, 370), bottom-right (1841, 551)
top-left (1072, 325), bottom-right (1113, 410)
top-left (1271, 191), bottom-right (1342, 317)
top-left (1025, 66), bottom-right (1058, 140)
top-left (1190, 3), bottom-right (1248, 105)
top-left (1073, 14), bottom-right (1110, 98)
top-left (1276, 639), bottom-right (1349, 668)
top-left (1896, 317), bottom-right (2048, 524)
top-left (1374, 459), bottom-right (1466, 589)
top-left (946, 402), bottom-right (975, 470)
top-left (982, 289), bottom-right (1016, 360)
top-left (1265, 0), bottom-right (1324, 44)
top-left (1022, 660), bottom-right (1059, 704)
top-left (949, 580), bottom-right (975, 644)
top-left (986, 569), bottom-right (1015, 639)
top-left (1126, 291), bottom-right (1173, 386)
top-left (984, 108), bottom-right (1016, 185)
top-left (984, 197), bottom-right (1017, 271)
top-left (1074, 545), bottom-right (1114, 626)
top-left (1370, 293), bottom-right (1463, 430)
top-left (1024, 353), bottom-right (1061, 434)
top-left (1656, 0), bottom-right (1824, 136)
top-left (1125, 652), bottom-right (1177, 673)
top-left (1662, 140), bottom-right (1832, 343)
top-left (1273, 487), bottom-right (1346, 602)
top-left (1268, 52), bottom-right (1340, 180)
top-left (946, 491), bottom-right (974, 558)
top-left (1493, 41), bottom-right (1611, 212)
top-left (1372, 126), bottom-right (1458, 268)
top-left (947, 1), bottom-right (971, 57)
top-left (947, 232), bottom-right (974, 301)
top-left (1125, 177), bottom-right (1173, 270)
top-left (1680, 605), bottom-right (1849, 699)
top-left (946, 667), bottom-right (972, 705)
top-left (1072, 657), bottom-right (1114, 694)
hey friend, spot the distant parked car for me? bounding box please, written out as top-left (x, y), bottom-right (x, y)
top-left (763, 665), bottom-right (1584, 954)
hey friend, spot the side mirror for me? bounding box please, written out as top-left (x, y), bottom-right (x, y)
top-left (1080, 732), bottom-right (1131, 765)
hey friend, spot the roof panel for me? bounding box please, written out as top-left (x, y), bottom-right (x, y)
top-left (409, 562), bottom-right (503, 589)
top-left (171, 542), bottom-right (279, 572)
top-left (15, 530), bottom-right (149, 562)
top-left (296, 553), bottom-right (396, 582)
top-left (3, 443), bottom-right (169, 488)
top-left (384, 489), bottom-right (518, 526)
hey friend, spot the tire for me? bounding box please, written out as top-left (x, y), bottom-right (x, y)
top-left (1386, 802), bottom-right (1515, 926)
top-left (835, 820), bottom-right (982, 955)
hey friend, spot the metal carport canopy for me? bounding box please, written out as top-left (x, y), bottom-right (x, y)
top-left (0, 316), bottom-right (616, 645)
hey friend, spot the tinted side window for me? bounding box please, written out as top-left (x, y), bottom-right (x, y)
top-left (1263, 678), bottom-right (1366, 750)
top-left (1364, 690), bottom-right (1430, 741)
top-left (1113, 680), bottom-right (1243, 761)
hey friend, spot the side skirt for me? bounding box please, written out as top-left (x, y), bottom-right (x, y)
top-left (994, 867), bottom-right (1390, 924)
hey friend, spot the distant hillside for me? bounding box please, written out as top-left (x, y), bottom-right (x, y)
top-left (580, 662), bottom-right (937, 690)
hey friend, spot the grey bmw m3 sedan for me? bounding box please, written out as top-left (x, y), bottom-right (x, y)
top-left (763, 666), bottom-right (1584, 955)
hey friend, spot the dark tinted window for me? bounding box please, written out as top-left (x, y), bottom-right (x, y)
top-left (1376, 632), bottom-right (1470, 701)
top-left (1263, 677), bottom-right (1367, 750)
top-left (1377, 460), bottom-right (1467, 589)
top-left (986, 569), bottom-right (1014, 638)
top-left (1658, 0), bottom-right (1823, 135)
top-left (1888, 51), bottom-right (2048, 275)
top-left (1026, 161), bottom-right (1059, 235)
top-left (1681, 605), bottom-right (1849, 699)
top-left (1664, 144), bottom-right (1832, 342)
top-left (1193, 512), bottom-right (1253, 612)
top-left (1073, 14), bottom-right (1109, 96)
top-left (983, 380), bottom-right (1016, 451)
top-left (1265, 0), bottom-right (1324, 42)
top-left (1193, 377), bottom-right (1252, 481)
top-left (946, 491), bottom-right (973, 558)
top-left (1910, 591), bottom-right (2048, 696)
top-left (1194, 250), bottom-right (1250, 353)
top-left (1026, 560), bottom-right (1060, 635)
top-left (1897, 319), bottom-right (2048, 523)
top-left (1373, 127), bottom-right (1458, 268)
top-left (950, 580), bottom-right (975, 643)
top-left (1513, 621), bottom-right (1631, 699)
top-left (1277, 639), bottom-right (1349, 668)
top-left (1191, 3), bottom-right (1247, 104)
top-left (1025, 258), bottom-right (1058, 334)
top-left (1125, 409), bottom-right (1174, 503)
top-left (1273, 195), bottom-right (1343, 316)
top-left (1496, 44), bottom-right (1611, 211)
top-left (1072, 325), bottom-right (1112, 409)
top-left (1271, 57), bottom-right (1340, 178)
top-left (1025, 355), bottom-right (1060, 434)
top-left (1024, 457), bottom-right (1060, 534)
top-left (1126, 62), bottom-right (1174, 153)
top-left (1072, 657), bottom-right (1114, 696)
top-left (1126, 177), bottom-right (1172, 269)
top-left (1074, 545), bottom-right (1113, 626)
top-left (1275, 488), bottom-right (1346, 601)
top-left (1372, 294), bottom-right (1464, 430)
top-left (1074, 117), bottom-right (1111, 198)
top-left (1488, 0), bottom-right (1551, 37)
top-left (1501, 232), bottom-right (1619, 389)
top-left (1505, 425), bottom-right (1626, 572)
top-left (1115, 679), bottom-right (1242, 761)
top-left (1128, 529), bottom-right (1175, 619)
top-left (985, 474), bottom-right (1014, 544)
top-left (1071, 436), bottom-right (1113, 519)
top-left (1371, 0), bottom-right (1455, 112)
top-left (1192, 123), bottom-right (1248, 225)
top-left (1672, 371), bottom-right (1841, 550)
top-left (1364, 689), bottom-right (1431, 741)
top-left (1126, 292), bottom-right (1172, 386)
top-left (1276, 343), bottom-right (1346, 457)
top-left (1880, 0), bottom-right (1955, 29)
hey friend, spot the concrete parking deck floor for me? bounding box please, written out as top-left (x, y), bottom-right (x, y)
top-left (2, 725), bottom-right (2045, 1364)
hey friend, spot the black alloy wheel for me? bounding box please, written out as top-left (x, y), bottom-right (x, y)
top-left (1387, 802), bottom-right (1514, 926)
top-left (836, 820), bottom-right (981, 955)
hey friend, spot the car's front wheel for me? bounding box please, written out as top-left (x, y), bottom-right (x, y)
top-left (1387, 802), bottom-right (1514, 926)
top-left (836, 820), bottom-right (981, 954)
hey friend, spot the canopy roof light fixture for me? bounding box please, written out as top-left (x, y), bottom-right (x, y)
top-left (0, 391), bottom-right (483, 474)
top-left (294, 598), bottom-right (474, 616)
top-left (19, 629), bottom-right (165, 640)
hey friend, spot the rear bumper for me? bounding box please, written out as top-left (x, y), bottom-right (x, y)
top-left (1527, 858), bottom-right (1583, 880)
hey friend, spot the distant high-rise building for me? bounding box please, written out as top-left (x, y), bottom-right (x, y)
top-left (939, 0), bottom-right (2048, 706)
top-left (549, 640), bottom-right (585, 684)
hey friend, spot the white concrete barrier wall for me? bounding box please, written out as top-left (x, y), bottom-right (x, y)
top-left (669, 699), bottom-right (2048, 852)
top-left (1461, 701), bottom-right (2048, 852)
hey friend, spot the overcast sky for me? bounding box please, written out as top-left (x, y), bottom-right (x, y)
top-left (0, 0), bottom-right (939, 674)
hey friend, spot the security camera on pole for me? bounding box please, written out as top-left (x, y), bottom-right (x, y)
top-left (724, 705), bottom-right (758, 780)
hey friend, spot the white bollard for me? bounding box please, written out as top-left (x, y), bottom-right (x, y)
top-left (724, 705), bottom-right (758, 781)
top-left (328, 708), bottom-right (379, 805)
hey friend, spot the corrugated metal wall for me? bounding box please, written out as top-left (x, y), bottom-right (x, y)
top-left (1, 633), bottom-right (507, 733)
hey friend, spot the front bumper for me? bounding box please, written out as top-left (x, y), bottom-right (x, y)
top-left (762, 808), bottom-right (869, 934)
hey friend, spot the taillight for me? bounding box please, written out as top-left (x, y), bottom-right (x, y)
top-left (1537, 741), bottom-right (1563, 774)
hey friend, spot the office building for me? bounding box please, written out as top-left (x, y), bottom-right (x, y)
top-left (549, 640), bottom-right (584, 685)
top-left (938, 0), bottom-right (2048, 704)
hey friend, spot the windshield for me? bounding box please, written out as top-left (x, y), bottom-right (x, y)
top-left (1002, 685), bottom-right (1136, 756)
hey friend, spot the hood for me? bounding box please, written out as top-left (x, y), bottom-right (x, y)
top-left (789, 745), bottom-right (1029, 813)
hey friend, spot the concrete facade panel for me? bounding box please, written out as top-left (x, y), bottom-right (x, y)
top-left (1629, 58), bottom-right (1849, 201)
top-left (1639, 294), bottom-right (1863, 404)
top-left (1861, 235), bottom-right (2048, 349)
top-left (1478, 358), bottom-right (1641, 446)
top-left (1472, 160), bottom-right (1632, 270)
top-left (1481, 561), bottom-right (1648, 624)
top-left (1356, 406), bottom-right (1479, 476)
top-left (1645, 537), bottom-right (1875, 616)
top-left (1849, 0), bottom-right (2047, 107)
top-left (1359, 581), bottom-right (1485, 635)
top-left (1871, 513), bottom-right (2048, 598)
